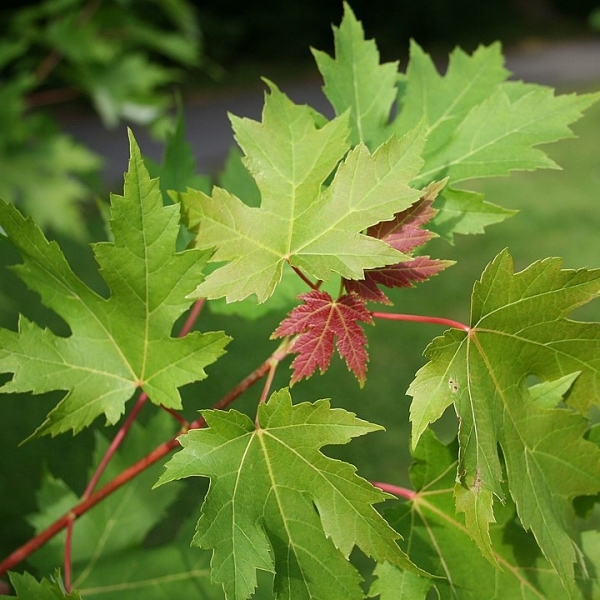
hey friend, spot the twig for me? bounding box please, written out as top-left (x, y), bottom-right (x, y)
top-left (61, 299), bottom-right (206, 590)
top-left (62, 391), bottom-right (148, 591)
top-left (371, 481), bottom-right (416, 500)
top-left (63, 513), bottom-right (75, 592)
top-left (259, 360), bottom-right (278, 406)
top-left (291, 265), bottom-right (321, 290)
top-left (371, 311), bottom-right (470, 331)
top-left (178, 299), bottom-right (205, 337)
top-left (0, 436), bottom-right (180, 577)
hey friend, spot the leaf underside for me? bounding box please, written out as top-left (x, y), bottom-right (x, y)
top-left (156, 389), bottom-right (424, 600)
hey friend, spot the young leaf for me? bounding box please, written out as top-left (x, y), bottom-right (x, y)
top-left (312, 2), bottom-right (398, 147)
top-left (428, 187), bottom-right (517, 241)
top-left (0, 571), bottom-right (82, 600)
top-left (271, 290), bottom-right (373, 384)
top-left (179, 85), bottom-right (426, 303)
top-left (0, 131), bottom-right (229, 437)
top-left (370, 430), bottom-right (597, 599)
top-left (344, 181), bottom-right (453, 304)
top-left (408, 250), bottom-right (600, 593)
top-left (156, 388), bottom-right (424, 600)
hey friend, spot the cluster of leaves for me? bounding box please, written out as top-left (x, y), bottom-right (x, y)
top-left (0, 0), bottom-right (202, 238)
top-left (1, 3), bottom-right (600, 599)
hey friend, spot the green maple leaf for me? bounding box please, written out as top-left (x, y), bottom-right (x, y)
top-left (145, 107), bottom-right (212, 204)
top-left (390, 41), bottom-right (510, 153)
top-left (179, 83), bottom-right (426, 303)
top-left (428, 187), bottom-right (517, 240)
top-left (0, 131), bottom-right (229, 437)
top-left (370, 430), bottom-right (598, 599)
top-left (0, 571), bottom-right (82, 600)
top-left (408, 249), bottom-right (600, 594)
top-left (416, 83), bottom-right (600, 185)
top-left (312, 2), bottom-right (398, 147)
top-left (73, 539), bottom-right (222, 600)
top-left (389, 40), bottom-right (598, 239)
top-left (156, 388), bottom-right (424, 600)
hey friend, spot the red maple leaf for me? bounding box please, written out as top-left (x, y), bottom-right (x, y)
top-left (345, 185), bottom-right (453, 304)
top-left (272, 290), bottom-right (373, 385)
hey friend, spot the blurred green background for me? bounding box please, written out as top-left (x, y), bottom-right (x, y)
top-left (1, 0), bottom-right (599, 582)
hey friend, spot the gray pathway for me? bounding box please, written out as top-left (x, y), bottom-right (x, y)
top-left (62, 38), bottom-right (600, 188)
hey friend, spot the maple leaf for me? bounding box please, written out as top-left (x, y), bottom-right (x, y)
top-left (312, 2), bottom-right (398, 147)
top-left (388, 40), bottom-right (598, 239)
top-left (344, 181), bottom-right (453, 304)
top-left (179, 83), bottom-right (426, 303)
top-left (390, 41), bottom-right (510, 151)
top-left (271, 290), bottom-right (373, 384)
top-left (155, 388), bottom-right (424, 600)
top-left (145, 108), bottom-right (211, 203)
top-left (0, 571), bottom-right (82, 600)
top-left (370, 430), bottom-right (599, 600)
top-left (408, 249), bottom-right (600, 594)
top-left (0, 131), bottom-right (230, 437)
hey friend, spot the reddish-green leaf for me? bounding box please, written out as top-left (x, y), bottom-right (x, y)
top-left (345, 182), bottom-right (453, 303)
top-left (272, 290), bottom-right (373, 384)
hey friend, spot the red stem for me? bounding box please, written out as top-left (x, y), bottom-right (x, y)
top-left (0, 342), bottom-right (291, 577)
top-left (371, 481), bottom-right (416, 500)
top-left (178, 299), bottom-right (205, 337)
top-left (371, 311), bottom-right (470, 331)
top-left (158, 299), bottom-right (206, 427)
top-left (84, 393), bottom-right (149, 499)
top-left (63, 393), bottom-right (149, 592)
top-left (64, 516), bottom-right (74, 592)
top-left (188, 340), bottom-right (291, 430)
top-left (291, 266), bottom-right (320, 290)
top-left (160, 405), bottom-right (188, 426)
top-left (259, 361), bottom-right (278, 406)
top-left (0, 436), bottom-right (181, 577)
top-left (60, 299), bottom-right (206, 589)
